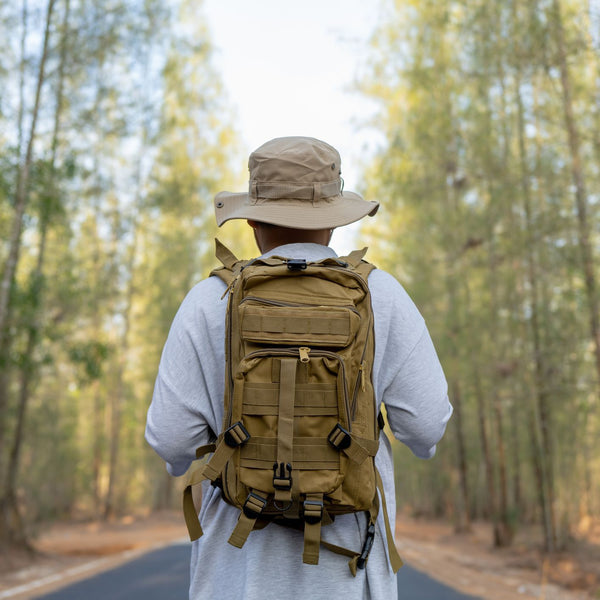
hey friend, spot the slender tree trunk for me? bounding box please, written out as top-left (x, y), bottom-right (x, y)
top-left (104, 217), bottom-right (138, 519)
top-left (451, 380), bottom-right (471, 531)
top-left (554, 0), bottom-right (599, 529)
top-left (0, 0), bottom-right (56, 549)
top-left (0, 0), bottom-right (71, 549)
top-left (0, 0), bottom-right (56, 344)
top-left (514, 77), bottom-right (557, 551)
top-left (486, 217), bottom-right (514, 547)
top-left (553, 0), bottom-right (600, 384)
top-left (92, 378), bottom-right (103, 516)
top-left (474, 368), bottom-right (497, 522)
top-left (0, 0), bottom-right (30, 492)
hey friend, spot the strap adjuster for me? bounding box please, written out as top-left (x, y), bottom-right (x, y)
top-left (273, 462), bottom-right (293, 490)
top-left (224, 422), bottom-right (250, 448)
top-left (357, 523), bottom-right (376, 569)
top-left (303, 499), bottom-right (323, 525)
top-left (328, 423), bottom-right (352, 451)
top-left (243, 492), bottom-right (267, 519)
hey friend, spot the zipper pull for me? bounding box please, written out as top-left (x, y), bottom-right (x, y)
top-left (299, 347), bottom-right (311, 363)
top-left (221, 273), bottom-right (240, 300)
top-left (360, 362), bottom-right (367, 392)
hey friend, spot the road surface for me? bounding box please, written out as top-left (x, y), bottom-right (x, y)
top-left (35, 543), bottom-right (481, 599)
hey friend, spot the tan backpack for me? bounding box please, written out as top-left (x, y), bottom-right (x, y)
top-left (182, 241), bottom-right (403, 575)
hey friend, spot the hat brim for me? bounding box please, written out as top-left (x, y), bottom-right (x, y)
top-left (214, 191), bottom-right (379, 230)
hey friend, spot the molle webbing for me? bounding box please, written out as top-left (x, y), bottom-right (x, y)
top-left (273, 358), bottom-right (296, 504)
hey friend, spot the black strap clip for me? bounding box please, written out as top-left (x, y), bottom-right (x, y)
top-left (287, 258), bottom-right (307, 271)
top-left (357, 523), bottom-right (376, 569)
top-left (224, 421), bottom-right (250, 448)
top-left (273, 462), bottom-right (293, 490)
top-left (243, 492), bottom-right (267, 519)
top-left (327, 423), bottom-right (352, 451)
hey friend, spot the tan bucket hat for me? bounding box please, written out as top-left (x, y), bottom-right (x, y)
top-left (214, 136), bottom-right (379, 230)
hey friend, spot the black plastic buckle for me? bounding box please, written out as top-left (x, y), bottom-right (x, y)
top-left (327, 423), bottom-right (352, 451)
top-left (272, 462), bottom-right (293, 490)
top-left (287, 259), bottom-right (307, 271)
top-left (357, 523), bottom-right (376, 569)
top-left (224, 421), bottom-right (250, 448)
top-left (243, 492), bottom-right (267, 519)
top-left (303, 500), bottom-right (324, 525)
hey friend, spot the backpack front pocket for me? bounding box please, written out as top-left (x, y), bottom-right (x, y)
top-left (231, 349), bottom-right (349, 502)
top-left (239, 299), bottom-right (360, 348)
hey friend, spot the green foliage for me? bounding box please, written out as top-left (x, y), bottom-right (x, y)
top-left (68, 341), bottom-right (112, 384)
top-left (0, 0), bottom-right (241, 528)
top-left (360, 0), bottom-right (600, 545)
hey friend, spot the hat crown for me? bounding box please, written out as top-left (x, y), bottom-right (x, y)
top-left (249, 136), bottom-right (341, 185)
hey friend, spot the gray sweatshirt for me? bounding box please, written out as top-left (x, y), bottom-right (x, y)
top-left (145, 243), bottom-right (452, 600)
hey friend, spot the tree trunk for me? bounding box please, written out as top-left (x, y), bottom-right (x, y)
top-left (0, 0), bottom-right (71, 549)
top-left (0, 0), bottom-right (56, 549)
top-left (104, 217), bottom-right (138, 519)
top-left (485, 216), bottom-right (514, 547)
top-left (0, 0), bottom-right (56, 346)
top-left (451, 380), bottom-right (471, 531)
top-left (474, 368), bottom-right (497, 522)
top-left (514, 77), bottom-right (557, 551)
top-left (553, 0), bottom-right (600, 384)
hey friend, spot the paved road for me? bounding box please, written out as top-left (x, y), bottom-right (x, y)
top-left (36, 543), bottom-right (481, 599)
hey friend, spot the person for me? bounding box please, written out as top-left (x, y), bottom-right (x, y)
top-left (145, 136), bottom-right (452, 600)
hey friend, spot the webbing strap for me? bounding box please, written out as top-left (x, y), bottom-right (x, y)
top-left (182, 443), bottom-right (229, 541)
top-left (243, 314), bottom-right (350, 336)
top-left (320, 541), bottom-right (360, 576)
top-left (343, 435), bottom-right (379, 464)
top-left (228, 512), bottom-right (257, 548)
top-left (376, 469), bottom-right (404, 573)
top-left (340, 247), bottom-right (368, 268)
top-left (274, 358), bottom-right (296, 503)
top-left (203, 439), bottom-right (237, 481)
top-left (302, 493), bottom-right (323, 565)
top-left (182, 464), bottom-right (208, 541)
top-left (195, 443), bottom-right (216, 459)
top-left (228, 490), bottom-right (268, 548)
top-left (215, 238), bottom-right (239, 270)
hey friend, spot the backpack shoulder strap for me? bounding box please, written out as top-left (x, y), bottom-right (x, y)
top-left (340, 247), bottom-right (368, 268)
top-left (215, 238), bottom-right (239, 269)
top-left (339, 247), bottom-right (376, 281)
top-left (210, 239), bottom-right (246, 287)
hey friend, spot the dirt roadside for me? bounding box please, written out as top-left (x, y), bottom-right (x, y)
top-left (395, 516), bottom-right (600, 600)
top-left (0, 512), bottom-right (598, 599)
top-left (0, 512), bottom-right (186, 599)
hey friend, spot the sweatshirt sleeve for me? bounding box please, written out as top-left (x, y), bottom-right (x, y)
top-left (369, 270), bottom-right (452, 459)
top-left (145, 277), bottom-right (227, 477)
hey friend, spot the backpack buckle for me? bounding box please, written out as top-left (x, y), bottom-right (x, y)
top-left (357, 523), bottom-right (376, 569)
top-left (303, 499), bottom-right (323, 524)
top-left (327, 424), bottom-right (352, 451)
top-left (287, 259), bottom-right (307, 271)
top-left (272, 462), bottom-right (293, 490)
top-left (224, 422), bottom-right (250, 448)
top-left (243, 492), bottom-right (267, 519)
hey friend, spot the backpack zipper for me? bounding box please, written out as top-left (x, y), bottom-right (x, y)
top-left (240, 295), bottom-right (361, 316)
top-left (350, 311), bottom-right (373, 420)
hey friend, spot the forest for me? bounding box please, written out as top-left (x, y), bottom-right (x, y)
top-left (0, 0), bottom-right (599, 558)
